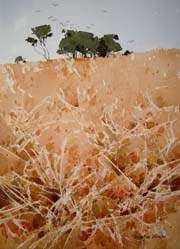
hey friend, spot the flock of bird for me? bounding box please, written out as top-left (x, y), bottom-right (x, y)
top-left (33, 2), bottom-right (136, 45)
top-left (33, 3), bottom-right (109, 30)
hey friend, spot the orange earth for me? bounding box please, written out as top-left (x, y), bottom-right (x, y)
top-left (0, 49), bottom-right (180, 249)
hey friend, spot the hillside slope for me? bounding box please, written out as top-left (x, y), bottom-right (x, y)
top-left (0, 49), bottom-right (180, 249)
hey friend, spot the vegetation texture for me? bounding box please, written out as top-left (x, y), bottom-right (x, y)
top-left (0, 66), bottom-right (179, 248)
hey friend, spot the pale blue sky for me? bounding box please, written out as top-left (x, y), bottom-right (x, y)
top-left (0, 0), bottom-right (180, 63)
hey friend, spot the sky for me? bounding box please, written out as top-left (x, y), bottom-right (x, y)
top-left (0, 0), bottom-right (180, 64)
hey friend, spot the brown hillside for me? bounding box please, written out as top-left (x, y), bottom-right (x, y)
top-left (0, 49), bottom-right (180, 249)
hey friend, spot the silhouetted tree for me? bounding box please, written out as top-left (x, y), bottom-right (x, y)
top-left (26, 24), bottom-right (53, 60)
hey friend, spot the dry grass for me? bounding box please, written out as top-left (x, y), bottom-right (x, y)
top-left (0, 79), bottom-right (180, 249)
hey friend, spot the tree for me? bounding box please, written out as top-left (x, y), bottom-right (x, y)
top-left (57, 30), bottom-right (98, 58)
top-left (57, 30), bottom-right (122, 58)
top-left (57, 30), bottom-right (78, 58)
top-left (75, 31), bottom-right (98, 57)
top-left (101, 34), bottom-right (122, 55)
top-left (26, 24), bottom-right (53, 60)
top-left (14, 56), bottom-right (26, 64)
top-left (96, 38), bottom-right (108, 57)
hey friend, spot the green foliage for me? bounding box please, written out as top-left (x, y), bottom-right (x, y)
top-left (57, 29), bottom-right (122, 58)
top-left (26, 24), bottom-right (53, 60)
top-left (75, 31), bottom-right (98, 57)
top-left (14, 56), bottom-right (26, 64)
top-left (31, 25), bottom-right (53, 41)
top-left (57, 30), bottom-right (99, 58)
top-left (96, 38), bottom-right (108, 57)
top-left (57, 30), bottom-right (77, 58)
top-left (102, 34), bottom-right (122, 53)
top-left (26, 37), bottom-right (38, 47)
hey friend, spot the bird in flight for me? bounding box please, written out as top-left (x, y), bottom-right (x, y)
top-left (59, 22), bottom-right (68, 27)
top-left (101, 9), bottom-right (108, 13)
top-left (34, 10), bottom-right (41, 13)
top-left (126, 40), bottom-right (135, 44)
top-left (52, 3), bottom-right (59, 7)
top-left (48, 16), bottom-right (54, 19)
top-left (51, 18), bottom-right (58, 22)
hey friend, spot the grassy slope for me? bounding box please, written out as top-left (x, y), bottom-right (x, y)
top-left (0, 49), bottom-right (180, 249)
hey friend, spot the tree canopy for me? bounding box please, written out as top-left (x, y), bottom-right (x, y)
top-left (26, 24), bottom-right (53, 60)
top-left (57, 30), bottom-right (122, 58)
